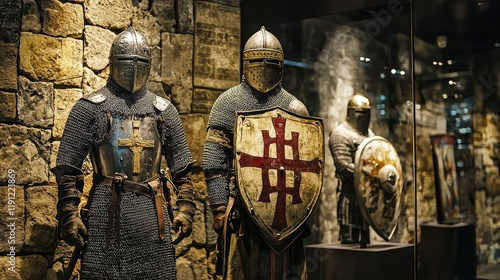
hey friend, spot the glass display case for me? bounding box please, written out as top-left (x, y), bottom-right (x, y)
top-left (242, 0), bottom-right (500, 278)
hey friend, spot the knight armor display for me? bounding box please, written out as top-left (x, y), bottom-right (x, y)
top-left (51, 27), bottom-right (195, 280)
top-left (203, 26), bottom-right (311, 280)
top-left (329, 93), bottom-right (374, 245)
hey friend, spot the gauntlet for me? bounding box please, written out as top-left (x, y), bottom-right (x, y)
top-left (172, 169), bottom-right (195, 245)
top-left (51, 166), bottom-right (87, 247)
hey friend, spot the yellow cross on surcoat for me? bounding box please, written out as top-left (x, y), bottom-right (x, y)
top-left (118, 120), bottom-right (155, 174)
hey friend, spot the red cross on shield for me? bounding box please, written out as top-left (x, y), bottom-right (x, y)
top-left (234, 107), bottom-right (324, 248)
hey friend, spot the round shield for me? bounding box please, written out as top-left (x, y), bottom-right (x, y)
top-left (354, 136), bottom-right (403, 241)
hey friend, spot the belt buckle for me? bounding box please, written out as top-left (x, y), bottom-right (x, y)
top-left (113, 172), bottom-right (128, 187)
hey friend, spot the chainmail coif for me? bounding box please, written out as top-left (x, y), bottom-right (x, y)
top-left (56, 80), bottom-right (192, 279)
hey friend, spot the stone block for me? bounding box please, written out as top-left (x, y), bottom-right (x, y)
top-left (0, 254), bottom-right (48, 280)
top-left (84, 0), bottom-right (133, 30)
top-left (49, 141), bottom-right (60, 184)
top-left (0, 1), bottom-right (22, 44)
top-left (192, 88), bottom-right (222, 113)
top-left (150, 46), bottom-right (162, 82)
top-left (185, 246), bottom-right (209, 280)
top-left (47, 260), bottom-right (64, 280)
top-left (177, 0), bottom-right (194, 34)
top-left (179, 114), bottom-right (207, 167)
top-left (21, 0), bottom-right (42, 32)
top-left (83, 25), bottom-right (116, 71)
top-left (82, 67), bottom-right (107, 96)
top-left (192, 200), bottom-right (206, 246)
top-left (0, 43), bottom-right (18, 90)
top-left (192, 171), bottom-right (207, 201)
top-left (162, 32), bottom-right (193, 113)
top-left (17, 76), bottom-right (54, 128)
top-left (132, 9), bottom-right (161, 47)
top-left (150, 0), bottom-right (176, 32)
top-left (206, 0), bottom-right (240, 6)
top-left (19, 32), bottom-right (83, 86)
top-left (176, 257), bottom-right (196, 280)
top-left (147, 81), bottom-right (170, 100)
top-left (0, 185), bottom-right (25, 253)
top-left (53, 88), bottom-right (83, 140)
top-left (0, 124), bottom-right (51, 185)
top-left (194, 1), bottom-right (240, 90)
top-left (41, 0), bottom-right (84, 38)
top-left (0, 91), bottom-right (16, 121)
top-left (23, 186), bottom-right (58, 252)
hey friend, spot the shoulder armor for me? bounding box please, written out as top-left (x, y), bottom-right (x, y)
top-left (288, 99), bottom-right (309, 116)
top-left (153, 95), bottom-right (170, 112)
top-left (81, 92), bottom-right (107, 104)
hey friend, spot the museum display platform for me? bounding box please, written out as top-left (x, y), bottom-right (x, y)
top-left (419, 222), bottom-right (476, 280)
top-left (304, 241), bottom-right (414, 280)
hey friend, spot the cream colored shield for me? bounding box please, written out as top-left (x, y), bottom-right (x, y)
top-left (354, 136), bottom-right (404, 241)
top-left (234, 107), bottom-right (324, 247)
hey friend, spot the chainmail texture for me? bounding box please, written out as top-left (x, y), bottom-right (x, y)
top-left (80, 186), bottom-right (176, 280)
top-left (202, 81), bottom-right (301, 205)
top-left (56, 80), bottom-right (192, 279)
top-left (329, 122), bottom-right (374, 234)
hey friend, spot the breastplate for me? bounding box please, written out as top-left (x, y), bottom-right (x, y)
top-left (90, 115), bottom-right (162, 182)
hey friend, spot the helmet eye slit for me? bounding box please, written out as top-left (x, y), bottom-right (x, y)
top-left (249, 59), bottom-right (264, 63)
top-left (265, 59), bottom-right (280, 65)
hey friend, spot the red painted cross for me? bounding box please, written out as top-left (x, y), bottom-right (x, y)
top-left (239, 116), bottom-right (321, 231)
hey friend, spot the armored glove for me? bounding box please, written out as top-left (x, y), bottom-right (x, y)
top-left (210, 204), bottom-right (227, 234)
top-left (59, 198), bottom-right (87, 247)
top-left (51, 166), bottom-right (88, 247)
top-left (172, 170), bottom-right (195, 245)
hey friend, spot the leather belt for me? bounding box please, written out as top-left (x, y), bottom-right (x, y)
top-left (93, 173), bottom-right (165, 246)
top-left (94, 173), bottom-right (154, 198)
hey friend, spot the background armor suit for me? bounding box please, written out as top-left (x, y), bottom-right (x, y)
top-left (203, 26), bottom-right (309, 280)
top-left (52, 27), bottom-right (195, 279)
top-left (329, 93), bottom-right (374, 244)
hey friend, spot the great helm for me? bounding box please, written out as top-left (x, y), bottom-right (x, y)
top-left (243, 26), bottom-right (284, 93)
top-left (110, 27), bottom-right (151, 93)
top-left (347, 93), bottom-right (371, 134)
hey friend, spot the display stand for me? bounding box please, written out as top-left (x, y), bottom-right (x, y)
top-left (304, 242), bottom-right (414, 280)
top-left (419, 222), bottom-right (476, 280)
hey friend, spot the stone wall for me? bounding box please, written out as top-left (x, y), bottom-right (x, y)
top-left (0, 0), bottom-right (240, 279)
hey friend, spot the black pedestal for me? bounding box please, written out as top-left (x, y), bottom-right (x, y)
top-left (419, 222), bottom-right (476, 280)
top-left (305, 242), bottom-right (414, 280)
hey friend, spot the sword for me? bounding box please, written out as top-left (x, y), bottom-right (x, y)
top-left (221, 173), bottom-right (237, 279)
top-left (64, 242), bottom-right (86, 280)
top-left (64, 185), bottom-right (95, 280)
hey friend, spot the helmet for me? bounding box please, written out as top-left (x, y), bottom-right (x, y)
top-left (243, 26), bottom-right (284, 93)
top-left (346, 93), bottom-right (371, 134)
top-left (110, 27), bottom-right (151, 93)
